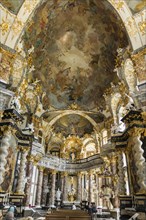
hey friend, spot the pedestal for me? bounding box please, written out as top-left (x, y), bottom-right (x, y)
top-left (56, 199), bottom-right (61, 208)
top-left (135, 194), bottom-right (146, 213)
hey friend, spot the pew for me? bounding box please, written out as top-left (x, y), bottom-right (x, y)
top-left (46, 209), bottom-right (91, 220)
top-left (46, 216), bottom-right (91, 220)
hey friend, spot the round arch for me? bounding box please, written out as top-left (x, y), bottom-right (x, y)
top-left (42, 110), bottom-right (100, 132)
top-left (1, 0), bottom-right (143, 51)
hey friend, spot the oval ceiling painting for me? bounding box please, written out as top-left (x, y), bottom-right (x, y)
top-left (23, 0), bottom-right (128, 110)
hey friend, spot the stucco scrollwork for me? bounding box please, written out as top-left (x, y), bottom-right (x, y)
top-left (124, 58), bottom-right (137, 94)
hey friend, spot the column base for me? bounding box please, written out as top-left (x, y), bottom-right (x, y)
top-left (35, 205), bottom-right (42, 208)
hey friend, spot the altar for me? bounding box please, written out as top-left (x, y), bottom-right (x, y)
top-left (62, 201), bottom-right (81, 209)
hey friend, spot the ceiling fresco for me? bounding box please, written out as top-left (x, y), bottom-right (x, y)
top-left (45, 112), bottom-right (104, 137)
top-left (23, 0), bottom-right (128, 111)
top-left (53, 114), bottom-right (93, 137)
top-left (0, 0), bottom-right (24, 14)
top-left (125, 0), bottom-right (146, 14)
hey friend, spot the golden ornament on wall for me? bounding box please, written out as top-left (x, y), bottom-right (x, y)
top-left (0, 19), bottom-right (10, 35)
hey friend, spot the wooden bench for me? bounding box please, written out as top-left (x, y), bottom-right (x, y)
top-left (46, 216), bottom-right (91, 220)
top-left (46, 209), bottom-right (91, 220)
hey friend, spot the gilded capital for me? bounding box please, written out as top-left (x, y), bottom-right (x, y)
top-left (38, 166), bottom-right (45, 172)
top-left (63, 171), bottom-right (68, 177)
top-left (51, 169), bottom-right (57, 175)
top-left (77, 171), bottom-right (82, 177)
top-left (27, 155), bottom-right (34, 162)
top-left (128, 127), bottom-right (144, 137)
top-left (88, 170), bottom-right (93, 175)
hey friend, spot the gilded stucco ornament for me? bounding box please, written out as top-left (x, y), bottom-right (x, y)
top-left (15, 78), bottom-right (42, 114)
top-left (23, 0), bottom-right (39, 14)
top-left (131, 48), bottom-right (146, 83)
top-left (124, 17), bottom-right (137, 38)
top-left (124, 58), bottom-right (137, 94)
top-left (108, 0), bottom-right (124, 11)
top-left (141, 112), bottom-right (146, 125)
top-left (11, 18), bottom-right (23, 35)
top-left (0, 19), bottom-right (10, 35)
top-left (0, 48), bottom-right (16, 83)
top-left (128, 127), bottom-right (145, 137)
top-left (138, 21), bottom-right (146, 35)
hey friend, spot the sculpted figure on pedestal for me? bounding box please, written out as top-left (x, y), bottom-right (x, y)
top-left (56, 188), bottom-right (62, 200)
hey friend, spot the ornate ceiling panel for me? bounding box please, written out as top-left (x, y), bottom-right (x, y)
top-left (23, 0), bottom-right (128, 111)
top-left (0, 0), bottom-right (25, 14)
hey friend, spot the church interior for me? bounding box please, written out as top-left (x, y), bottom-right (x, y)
top-left (0, 0), bottom-right (146, 219)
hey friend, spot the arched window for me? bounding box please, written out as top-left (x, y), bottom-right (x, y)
top-left (102, 130), bottom-right (108, 145)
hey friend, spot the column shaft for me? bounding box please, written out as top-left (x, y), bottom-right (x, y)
top-left (132, 135), bottom-right (146, 192)
top-left (16, 149), bottom-right (28, 193)
top-left (36, 167), bottom-right (44, 206)
top-left (61, 173), bottom-right (64, 199)
top-left (25, 158), bottom-right (34, 206)
top-left (50, 171), bottom-right (56, 206)
top-left (118, 151), bottom-right (126, 195)
top-left (42, 173), bottom-right (48, 205)
top-left (88, 171), bottom-right (92, 203)
top-left (77, 173), bottom-right (81, 201)
top-left (63, 173), bottom-right (68, 202)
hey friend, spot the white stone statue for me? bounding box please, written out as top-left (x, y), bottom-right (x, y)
top-left (83, 188), bottom-right (88, 201)
top-left (22, 123), bottom-right (34, 134)
top-left (56, 188), bottom-right (62, 200)
top-left (10, 96), bottom-right (21, 113)
top-left (70, 152), bottom-right (75, 161)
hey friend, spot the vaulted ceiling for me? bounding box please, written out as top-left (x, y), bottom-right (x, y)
top-left (22, 0), bottom-right (128, 112)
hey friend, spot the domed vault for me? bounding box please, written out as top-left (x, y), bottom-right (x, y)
top-left (23, 0), bottom-right (128, 112)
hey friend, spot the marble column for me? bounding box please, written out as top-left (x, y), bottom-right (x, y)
top-left (84, 172), bottom-right (87, 189)
top-left (81, 173), bottom-right (84, 201)
top-left (25, 156), bottom-right (34, 207)
top-left (0, 129), bottom-right (11, 187)
top-left (49, 170), bottom-right (56, 206)
top-left (61, 173), bottom-right (64, 199)
top-left (62, 172), bottom-right (68, 202)
top-left (88, 170), bottom-right (92, 203)
top-left (117, 151), bottom-right (126, 195)
top-left (108, 154), bottom-right (119, 209)
top-left (110, 154), bottom-right (118, 192)
top-left (95, 173), bottom-right (99, 206)
top-left (131, 131), bottom-right (146, 193)
top-left (124, 151), bottom-right (132, 195)
top-left (16, 148), bottom-right (28, 194)
top-left (42, 172), bottom-right (48, 206)
top-left (98, 176), bottom-right (103, 207)
top-left (77, 172), bottom-right (82, 202)
top-left (36, 166), bottom-right (44, 207)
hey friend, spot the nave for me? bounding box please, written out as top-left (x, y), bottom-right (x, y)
top-left (0, 0), bottom-right (146, 220)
